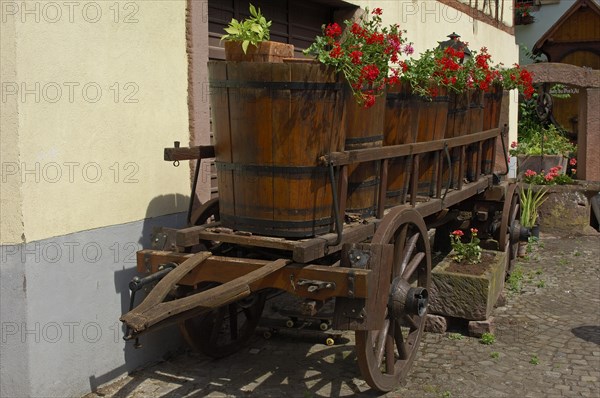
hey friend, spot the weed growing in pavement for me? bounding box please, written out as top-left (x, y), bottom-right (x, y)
top-left (490, 351), bottom-right (500, 359)
top-left (441, 391), bottom-right (452, 398)
top-left (530, 355), bottom-right (539, 365)
top-left (480, 333), bottom-right (496, 345)
top-left (536, 280), bottom-right (546, 288)
top-left (535, 268), bottom-right (543, 275)
top-left (573, 250), bottom-right (582, 257)
top-left (507, 266), bottom-right (524, 293)
top-left (448, 333), bottom-right (463, 340)
top-left (559, 258), bottom-right (568, 266)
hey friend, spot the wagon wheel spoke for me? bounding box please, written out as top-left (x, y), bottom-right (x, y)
top-left (499, 183), bottom-right (520, 275)
top-left (178, 289), bottom-right (265, 358)
top-left (356, 208), bottom-right (431, 392)
top-left (401, 252), bottom-right (426, 281)
top-left (399, 233), bottom-right (420, 275)
top-left (394, 319), bottom-right (408, 360)
top-left (375, 319), bottom-right (390, 366)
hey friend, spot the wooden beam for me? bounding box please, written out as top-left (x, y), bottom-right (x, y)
top-left (325, 129), bottom-right (500, 166)
top-left (164, 145), bottom-right (215, 161)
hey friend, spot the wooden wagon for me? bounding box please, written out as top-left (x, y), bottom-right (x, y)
top-left (120, 60), bottom-right (521, 392)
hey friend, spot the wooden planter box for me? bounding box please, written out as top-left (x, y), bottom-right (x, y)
top-left (224, 40), bottom-right (294, 63)
top-left (429, 249), bottom-right (506, 321)
top-left (517, 155), bottom-right (567, 176)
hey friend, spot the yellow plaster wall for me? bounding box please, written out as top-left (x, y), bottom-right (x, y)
top-left (2, 1), bottom-right (190, 243)
top-left (1, 12), bottom-right (24, 244)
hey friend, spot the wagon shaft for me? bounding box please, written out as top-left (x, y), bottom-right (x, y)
top-left (121, 253), bottom-right (289, 336)
top-left (135, 250), bottom-right (372, 301)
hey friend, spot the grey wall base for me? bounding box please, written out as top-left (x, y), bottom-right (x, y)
top-left (1, 212), bottom-right (187, 398)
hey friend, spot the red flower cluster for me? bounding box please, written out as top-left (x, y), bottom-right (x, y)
top-left (361, 64), bottom-right (380, 82)
top-left (544, 166), bottom-right (563, 182)
top-left (305, 7), bottom-right (411, 108)
top-left (452, 229), bottom-right (464, 237)
top-left (325, 22), bottom-right (342, 38)
top-left (329, 42), bottom-right (342, 58)
top-left (403, 38), bottom-right (536, 100)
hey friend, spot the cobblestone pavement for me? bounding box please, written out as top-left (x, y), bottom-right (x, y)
top-left (86, 234), bottom-right (600, 398)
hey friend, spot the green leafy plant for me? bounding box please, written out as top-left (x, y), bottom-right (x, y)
top-left (530, 354), bottom-right (539, 365)
top-left (519, 185), bottom-right (548, 228)
top-left (449, 228), bottom-right (482, 264)
top-left (221, 4), bottom-right (272, 54)
top-left (507, 265), bottom-right (524, 293)
top-left (448, 332), bottom-right (464, 340)
top-left (490, 351), bottom-right (500, 359)
top-left (536, 280), bottom-right (546, 288)
top-left (304, 7), bottom-right (409, 107)
top-left (510, 125), bottom-right (576, 158)
top-left (480, 332), bottom-right (496, 345)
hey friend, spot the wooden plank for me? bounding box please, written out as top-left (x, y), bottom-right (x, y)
top-left (136, 250), bottom-right (193, 274)
top-left (292, 222), bottom-right (376, 263)
top-left (175, 222), bottom-right (220, 247)
top-left (164, 145), bottom-right (215, 161)
top-left (194, 229), bottom-right (298, 251)
top-left (325, 128), bottom-right (500, 166)
top-left (133, 251), bottom-right (371, 301)
top-left (181, 257), bottom-right (370, 301)
top-left (377, 159), bottom-right (388, 219)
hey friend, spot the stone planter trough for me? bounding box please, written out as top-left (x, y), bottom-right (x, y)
top-left (429, 249), bottom-right (506, 321)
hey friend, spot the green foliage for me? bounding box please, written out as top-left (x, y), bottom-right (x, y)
top-left (441, 391), bottom-right (452, 398)
top-left (511, 124), bottom-right (576, 157)
top-left (221, 4), bottom-right (271, 54)
top-left (448, 333), bottom-right (464, 340)
top-left (519, 185), bottom-right (548, 228)
top-left (507, 265), bottom-right (524, 293)
top-left (530, 355), bottom-right (539, 365)
top-left (490, 351), bottom-right (500, 359)
top-left (536, 280), bottom-right (546, 288)
top-left (480, 333), bottom-right (496, 345)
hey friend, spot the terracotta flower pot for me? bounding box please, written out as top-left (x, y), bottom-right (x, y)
top-left (224, 40), bottom-right (294, 63)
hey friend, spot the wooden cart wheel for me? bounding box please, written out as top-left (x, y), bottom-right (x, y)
top-left (189, 197), bottom-right (220, 226)
top-left (179, 289), bottom-right (265, 358)
top-left (356, 208), bottom-right (431, 392)
top-left (187, 197), bottom-right (220, 252)
top-left (498, 183), bottom-right (520, 274)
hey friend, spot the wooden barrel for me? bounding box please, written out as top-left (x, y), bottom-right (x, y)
top-left (344, 91), bottom-right (385, 217)
top-left (444, 91), bottom-right (470, 188)
top-left (467, 89), bottom-right (484, 181)
top-left (384, 82), bottom-right (419, 207)
top-left (416, 87), bottom-right (448, 197)
top-left (481, 85), bottom-right (503, 175)
top-left (209, 60), bottom-right (345, 238)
